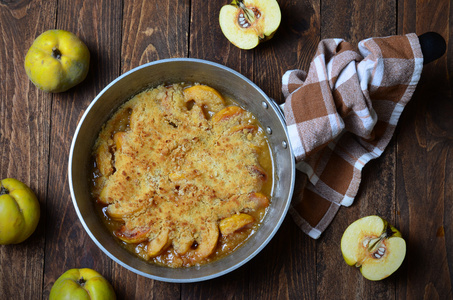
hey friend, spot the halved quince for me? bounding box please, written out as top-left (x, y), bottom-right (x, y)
top-left (219, 0), bottom-right (281, 50)
top-left (340, 215), bottom-right (406, 281)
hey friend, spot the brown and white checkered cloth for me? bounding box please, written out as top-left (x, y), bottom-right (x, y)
top-left (282, 33), bottom-right (423, 239)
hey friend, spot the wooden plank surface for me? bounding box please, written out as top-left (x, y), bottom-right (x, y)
top-left (0, 0), bottom-right (452, 299)
top-left (42, 0), bottom-right (124, 298)
top-left (318, 0), bottom-right (399, 298)
top-left (0, 1), bottom-right (55, 299)
top-left (397, 0), bottom-right (453, 299)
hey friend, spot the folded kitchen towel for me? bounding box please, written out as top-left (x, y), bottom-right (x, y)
top-left (282, 33), bottom-right (423, 239)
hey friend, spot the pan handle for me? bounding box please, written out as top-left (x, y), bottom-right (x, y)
top-left (266, 97), bottom-right (286, 122)
top-left (419, 32), bottom-right (446, 64)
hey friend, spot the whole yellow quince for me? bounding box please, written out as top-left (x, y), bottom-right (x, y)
top-left (0, 178), bottom-right (40, 244)
top-left (49, 268), bottom-right (116, 300)
top-left (24, 29), bottom-right (90, 93)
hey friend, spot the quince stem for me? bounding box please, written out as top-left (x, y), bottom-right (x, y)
top-left (77, 277), bottom-right (87, 287)
top-left (0, 185), bottom-right (8, 195)
top-left (52, 47), bottom-right (62, 60)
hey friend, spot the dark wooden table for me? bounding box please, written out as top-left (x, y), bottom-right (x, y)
top-left (1, 0), bottom-right (452, 299)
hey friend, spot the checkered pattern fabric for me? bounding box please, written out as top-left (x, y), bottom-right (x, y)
top-left (282, 33), bottom-right (423, 239)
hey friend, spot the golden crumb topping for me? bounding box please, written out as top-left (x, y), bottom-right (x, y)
top-left (92, 83), bottom-right (271, 267)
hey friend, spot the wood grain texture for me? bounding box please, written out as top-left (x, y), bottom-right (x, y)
top-left (0, 1), bottom-right (55, 299)
top-left (121, 0), bottom-right (190, 72)
top-left (42, 0), bottom-right (123, 298)
top-left (397, 0), bottom-right (453, 299)
top-left (0, 0), bottom-right (452, 299)
top-left (321, 0), bottom-right (396, 42)
top-left (317, 0), bottom-right (399, 299)
top-left (250, 0), bottom-right (319, 298)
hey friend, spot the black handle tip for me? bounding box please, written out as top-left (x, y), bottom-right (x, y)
top-left (418, 32), bottom-right (446, 64)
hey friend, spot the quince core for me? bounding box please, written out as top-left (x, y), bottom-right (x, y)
top-left (219, 0), bottom-right (281, 50)
top-left (340, 215), bottom-right (406, 281)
